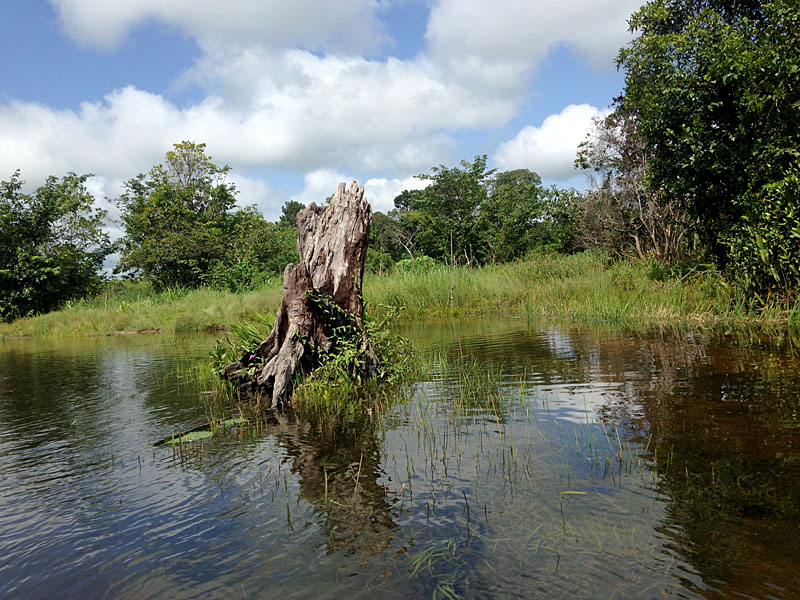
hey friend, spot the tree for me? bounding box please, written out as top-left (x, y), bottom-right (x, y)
top-left (618, 0), bottom-right (800, 292)
top-left (278, 200), bottom-right (305, 228)
top-left (576, 109), bottom-right (689, 261)
top-left (408, 156), bottom-right (495, 265)
top-left (203, 207), bottom-right (298, 291)
top-left (481, 169), bottom-right (551, 262)
top-left (115, 142), bottom-right (238, 288)
top-left (0, 171), bottom-right (111, 321)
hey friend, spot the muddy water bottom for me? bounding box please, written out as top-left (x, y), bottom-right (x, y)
top-left (1, 320), bottom-right (799, 598)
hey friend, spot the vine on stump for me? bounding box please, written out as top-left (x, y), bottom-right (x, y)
top-left (223, 182), bottom-right (383, 409)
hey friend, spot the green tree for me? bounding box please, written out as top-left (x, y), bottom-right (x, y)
top-left (481, 169), bottom-right (552, 262)
top-left (115, 141), bottom-right (239, 289)
top-left (619, 0), bottom-right (800, 292)
top-left (202, 206), bottom-right (297, 291)
top-left (409, 156), bottom-right (495, 265)
top-left (278, 200), bottom-right (305, 228)
top-left (0, 171), bottom-right (111, 321)
top-left (116, 141), bottom-right (296, 291)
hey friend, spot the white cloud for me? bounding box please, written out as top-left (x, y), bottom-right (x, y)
top-left (493, 104), bottom-right (610, 181)
top-left (364, 175), bottom-right (427, 213)
top-left (290, 168), bottom-right (352, 207)
top-left (228, 173), bottom-right (280, 220)
top-left (290, 171), bottom-right (427, 215)
top-left (49, 0), bottom-right (386, 53)
top-left (0, 47), bottom-right (516, 187)
top-left (0, 87), bottom-right (182, 185)
top-left (426, 0), bottom-right (639, 78)
top-left (182, 48), bottom-right (512, 173)
top-left (0, 1), bottom-right (640, 220)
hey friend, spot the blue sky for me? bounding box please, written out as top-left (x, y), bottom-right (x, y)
top-left (0, 0), bottom-right (638, 220)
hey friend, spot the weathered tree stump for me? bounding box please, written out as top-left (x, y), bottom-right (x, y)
top-left (223, 181), bottom-right (382, 409)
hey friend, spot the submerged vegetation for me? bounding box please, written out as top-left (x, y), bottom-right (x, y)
top-left (150, 320), bottom-right (800, 597)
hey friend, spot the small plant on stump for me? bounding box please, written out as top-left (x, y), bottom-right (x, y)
top-left (222, 181), bottom-right (406, 410)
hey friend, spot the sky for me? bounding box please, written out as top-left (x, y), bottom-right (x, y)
top-left (0, 0), bottom-right (639, 223)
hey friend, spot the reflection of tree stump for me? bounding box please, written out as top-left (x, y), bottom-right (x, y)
top-left (224, 182), bottom-right (382, 409)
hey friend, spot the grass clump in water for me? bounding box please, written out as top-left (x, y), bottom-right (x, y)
top-left (204, 304), bottom-right (419, 425)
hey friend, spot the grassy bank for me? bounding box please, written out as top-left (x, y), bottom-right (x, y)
top-left (366, 252), bottom-right (798, 327)
top-left (0, 280), bottom-right (284, 338)
top-left (1, 252), bottom-right (797, 339)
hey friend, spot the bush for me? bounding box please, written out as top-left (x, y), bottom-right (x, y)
top-left (725, 167), bottom-right (800, 300)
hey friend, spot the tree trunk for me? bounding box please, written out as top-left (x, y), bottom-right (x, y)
top-left (223, 181), bottom-right (382, 409)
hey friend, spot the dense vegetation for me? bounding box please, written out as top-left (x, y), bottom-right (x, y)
top-left (115, 141), bottom-right (297, 292)
top-left (0, 171), bottom-right (111, 321)
top-left (614, 0), bottom-right (800, 297)
top-left (1, 0), bottom-right (798, 327)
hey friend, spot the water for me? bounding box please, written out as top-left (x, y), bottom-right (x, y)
top-left (1, 320), bottom-right (800, 598)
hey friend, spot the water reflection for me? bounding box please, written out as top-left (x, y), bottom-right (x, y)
top-left (411, 319), bottom-right (800, 597)
top-left (2, 322), bottom-right (800, 598)
top-left (264, 409), bottom-right (399, 555)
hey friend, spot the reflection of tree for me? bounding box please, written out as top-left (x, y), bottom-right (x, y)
top-left (564, 328), bottom-right (800, 596)
top-left (265, 408), bottom-right (399, 555)
top-left (423, 320), bottom-right (800, 595)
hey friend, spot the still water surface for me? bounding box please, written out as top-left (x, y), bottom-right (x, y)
top-left (1, 319), bottom-right (799, 598)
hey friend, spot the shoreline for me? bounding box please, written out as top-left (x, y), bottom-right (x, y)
top-left (1, 253), bottom-right (797, 340)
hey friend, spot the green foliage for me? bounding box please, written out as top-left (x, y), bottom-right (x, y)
top-left (278, 200), bottom-right (305, 228)
top-left (394, 255), bottom-right (437, 272)
top-left (115, 141), bottom-right (237, 288)
top-left (481, 169), bottom-right (548, 262)
top-left (116, 142), bottom-right (295, 292)
top-left (210, 313), bottom-right (276, 379)
top-left (370, 211), bottom-right (409, 262)
top-left (390, 159), bottom-right (573, 266)
top-left (725, 167), bottom-right (800, 298)
top-left (0, 170), bottom-right (111, 321)
top-left (618, 0), bottom-right (800, 293)
top-left (410, 155), bottom-right (494, 264)
top-left (365, 247), bottom-right (394, 274)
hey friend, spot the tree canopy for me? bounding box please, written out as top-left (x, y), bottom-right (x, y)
top-left (386, 157), bottom-right (571, 266)
top-left (0, 171), bottom-right (111, 321)
top-left (115, 141), bottom-right (296, 291)
top-left (618, 0), bottom-right (800, 292)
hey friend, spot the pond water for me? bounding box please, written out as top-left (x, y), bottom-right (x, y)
top-left (2, 319), bottom-right (800, 599)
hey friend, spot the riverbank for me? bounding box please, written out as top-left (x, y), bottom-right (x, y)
top-left (1, 252), bottom-right (797, 339)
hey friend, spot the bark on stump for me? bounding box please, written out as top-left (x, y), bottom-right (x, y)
top-left (223, 181), bottom-right (382, 409)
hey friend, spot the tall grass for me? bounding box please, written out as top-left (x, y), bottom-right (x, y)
top-left (0, 279), bottom-right (283, 338)
top-left (365, 251), bottom-right (793, 328)
top-left (2, 252), bottom-right (795, 339)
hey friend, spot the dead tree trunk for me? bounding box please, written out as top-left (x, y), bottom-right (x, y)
top-left (223, 181), bottom-right (382, 409)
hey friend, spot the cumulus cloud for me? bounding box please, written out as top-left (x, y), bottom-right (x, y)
top-left (426, 0), bottom-right (639, 78)
top-left (364, 175), bottom-right (427, 213)
top-left (182, 48), bottom-right (512, 172)
top-left (49, 0), bottom-right (386, 53)
top-left (290, 168), bottom-right (352, 206)
top-left (228, 172), bottom-right (281, 219)
top-left (0, 47), bottom-right (516, 187)
top-left (493, 104), bottom-right (610, 181)
top-left (289, 171), bottom-right (427, 215)
top-left (0, 87), bottom-right (182, 185)
top-left (0, 1), bottom-right (640, 217)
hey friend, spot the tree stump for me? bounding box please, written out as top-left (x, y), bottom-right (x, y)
top-left (223, 181), bottom-right (382, 409)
